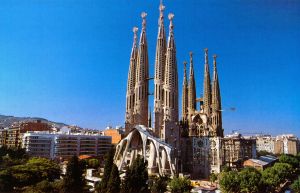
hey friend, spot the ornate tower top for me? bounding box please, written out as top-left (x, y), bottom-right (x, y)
top-left (183, 61), bottom-right (187, 85)
top-left (141, 12), bottom-right (147, 31)
top-left (204, 48), bottom-right (209, 64)
top-left (168, 13), bottom-right (174, 32)
top-left (213, 54), bottom-right (217, 67)
top-left (167, 13), bottom-right (175, 49)
top-left (130, 27), bottom-right (138, 58)
top-left (189, 51), bottom-right (193, 65)
top-left (189, 51), bottom-right (194, 76)
top-left (159, 0), bottom-right (165, 25)
top-left (213, 54), bottom-right (219, 80)
top-left (133, 26), bottom-right (138, 38)
top-left (139, 12), bottom-right (148, 45)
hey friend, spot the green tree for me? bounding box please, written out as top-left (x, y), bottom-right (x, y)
top-left (291, 176), bottom-right (300, 193)
top-left (97, 147), bottom-right (115, 193)
top-left (10, 157), bottom-right (60, 187)
top-left (88, 158), bottom-right (100, 169)
top-left (279, 154), bottom-right (299, 168)
top-left (261, 167), bottom-right (281, 192)
top-left (62, 155), bottom-right (85, 193)
top-left (121, 155), bottom-right (149, 193)
top-left (221, 165), bottom-right (231, 172)
top-left (0, 169), bottom-right (15, 192)
top-left (209, 173), bottom-right (218, 185)
top-left (168, 176), bottom-right (192, 193)
top-left (273, 162), bottom-right (293, 180)
top-left (0, 145), bottom-right (8, 157)
top-left (23, 180), bottom-right (58, 193)
top-left (261, 163), bottom-right (293, 192)
top-left (106, 164), bottom-right (121, 193)
top-left (239, 167), bottom-right (262, 193)
top-left (150, 175), bottom-right (169, 193)
top-left (219, 171), bottom-right (240, 193)
top-left (7, 147), bottom-right (27, 159)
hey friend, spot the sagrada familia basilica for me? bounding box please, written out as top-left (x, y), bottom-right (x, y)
top-left (114, 1), bottom-right (226, 178)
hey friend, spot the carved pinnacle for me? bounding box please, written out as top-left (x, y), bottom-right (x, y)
top-left (133, 27), bottom-right (138, 33)
top-left (213, 54), bottom-right (217, 67)
top-left (141, 12), bottom-right (147, 30)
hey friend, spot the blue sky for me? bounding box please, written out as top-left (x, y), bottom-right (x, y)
top-left (0, 0), bottom-right (299, 136)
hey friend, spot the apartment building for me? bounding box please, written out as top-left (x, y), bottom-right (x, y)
top-left (274, 134), bottom-right (299, 155)
top-left (255, 135), bottom-right (275, 153)
top-left (22, 132), bottom-right (112, 160)
top-left (223, 133), bottom-right (257, 168)
top-left (0, 120), bottom-right (50, 148)
top-left (102, 126), bottom-right (125, 145)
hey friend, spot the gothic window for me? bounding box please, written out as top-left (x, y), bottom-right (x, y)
top-left (168, 92), bottom-right (171, 107)
top-left (128, 96), bottom-right (131, 109)
top-left (173, 93), bottom-right (175, 108)
top-left (159, 86), bottom-right (161, 100)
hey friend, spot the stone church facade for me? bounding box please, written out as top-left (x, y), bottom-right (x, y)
top-left (115, 1), bottom-right (255, 179)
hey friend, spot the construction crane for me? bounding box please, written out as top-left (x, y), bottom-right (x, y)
top-left (218, 107), bottom-right (236, 112)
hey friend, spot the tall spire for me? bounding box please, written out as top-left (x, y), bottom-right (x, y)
top-left (154, 0), bottom-right (167, 137)
top-left (125, 27), bottom-right (138, 133)
top-left (203, 48), bottom-right (212, 115)
top-left (134, 12), bottom-right (149, 127)
top-left (162, 13), bottom-right (179, 146)
top-left (181, 61), bottom-right (188, 121)
top-left (211, 54), bottom-right (223, 137)
top-left (188, 51), bottom-right (196, 122)
top-left (167, 13), bottom-right (175, 49)
top-left (158, 0), bottom-right (165, 31)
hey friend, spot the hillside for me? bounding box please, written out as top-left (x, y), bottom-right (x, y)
top-left (0, 114), bottom-right (67, 128)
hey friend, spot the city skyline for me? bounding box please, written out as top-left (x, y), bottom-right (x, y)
top-left (0, 0), bottom-right (299, 136)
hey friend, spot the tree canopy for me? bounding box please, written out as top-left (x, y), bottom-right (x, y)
top-left (168, 176), bottom-right (192, 193)
top-left (239, 167), bottom-right (262, 193)
top-left (121, 155), bottom-right (149, 193)
top-left (149, 175), bottom-right (169, 193)
top-left (106, 164), bottom-right (121, 193)
top-left (0, 157), bottom-right (60, 192)
top-left (219, 170), bottom-right (240, 193)
top-left (291, 176), bottom-right (300, 193)
top-left (96, 147), bottom-right (115, 193)
top-left (62, 155), bottom-right (86, 193)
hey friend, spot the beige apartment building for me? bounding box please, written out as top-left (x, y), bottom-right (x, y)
top-left (274, 134), bottom-right (299, 155)
top-left (22, 132), bottom-right (112, 160)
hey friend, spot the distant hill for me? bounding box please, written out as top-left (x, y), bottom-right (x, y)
top-left (0, 114), bottom-right (68, 128)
